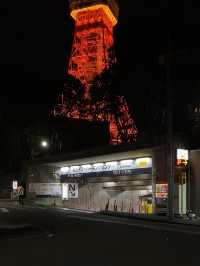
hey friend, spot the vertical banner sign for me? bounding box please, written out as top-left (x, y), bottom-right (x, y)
top-left (68, 183), bottom-right (78, 198)
top-left (62, 183), bottom-right (69, 199)
top-left (12, 181), bottom-right (18, 190)
top-left (12, 180), bottom-right (18, 200)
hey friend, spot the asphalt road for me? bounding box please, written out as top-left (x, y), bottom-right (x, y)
top-left (0, 206), bottom-right (200, 266)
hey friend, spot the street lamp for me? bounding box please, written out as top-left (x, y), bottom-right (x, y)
top-left (40, 140), bottom-right (49, 148)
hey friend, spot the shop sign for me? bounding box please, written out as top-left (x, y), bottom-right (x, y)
top-left (68, 183), bottom-right (78, 198)
top-left (60, 157), bottom-right (152, 175)
top-left (176, 149), bottom-right (189, 166)
top-left (156, 184), bottom-right (168, 207)
top-left (61, 167), bottom-right (152, 179)
top-left (62, 183), bottom-right (78, 199)
top-left (12, 180), bottom-right (18, 190)
top-left (156, 184), bottom-right (168, 198)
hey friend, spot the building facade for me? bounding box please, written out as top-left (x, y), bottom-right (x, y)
top-left (24, 146), bottom-right (200, 216)
top-left (25, 146), bottom-right (168, 214)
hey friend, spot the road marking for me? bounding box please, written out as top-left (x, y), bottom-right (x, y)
top-left (59, 208), bottom-right (94, 214)
top-left (0, 208), bottom-right (9, 213)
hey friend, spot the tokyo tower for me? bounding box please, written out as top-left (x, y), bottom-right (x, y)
top-left (68, 0), bottom-right (119, 90)
top-left (53, 0), bottom-right (137, 144)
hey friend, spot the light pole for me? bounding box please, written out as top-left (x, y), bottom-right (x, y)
top-left (165, 36), bottom-right (175, 220)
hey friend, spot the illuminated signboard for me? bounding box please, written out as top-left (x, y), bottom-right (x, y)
top-left (60, 157), bottom-right (152, 175)
top-left (135, 158), bottom-right (152, 168)
top-left (12, 180), bottom-right (18, 190)
top-left (156, 184), bottom-right (168, 198)
top-left (60, 158), bottom-right (152, 180)
top-left (177, 149), bottom-right (189, 160)
top-left (62, 183), bottom-right (69, 199)
top-left (176, 149), bottom-right (189, 166)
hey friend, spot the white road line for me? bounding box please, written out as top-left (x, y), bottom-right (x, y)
top-left (59, 208), bottom-right (94, 214)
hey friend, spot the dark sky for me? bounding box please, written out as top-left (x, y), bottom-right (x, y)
top-left (0, 1), bottom-right (200, 125)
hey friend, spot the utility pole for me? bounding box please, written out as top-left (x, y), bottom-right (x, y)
top-left (165, 36), bottom-right (174, 220)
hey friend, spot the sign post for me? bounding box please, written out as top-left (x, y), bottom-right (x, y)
top-left (11, 180), bottom-right (18, 200)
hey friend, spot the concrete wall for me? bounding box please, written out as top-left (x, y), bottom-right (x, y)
top-left (61, 182), bottom-right (150, 212)
top-left (26, 163), bottom-right (152, 213)
top-left (25, 164), bottom-right (59, 199)
top-left (25, 147), bottom-right (168, 212)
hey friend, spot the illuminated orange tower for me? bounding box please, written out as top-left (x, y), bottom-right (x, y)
top-left (53, 0), bottom-right (137, 144)
top-left (68, 0), bottom-right (119, 90)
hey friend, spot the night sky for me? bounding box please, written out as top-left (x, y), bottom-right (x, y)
top-left (0, 1), bottom-right (199, 128)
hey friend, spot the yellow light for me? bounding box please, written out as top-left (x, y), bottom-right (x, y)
top-left (135, 158), bottom-right (152, 168)
top-left (71, 4), bottom-right (118, 26)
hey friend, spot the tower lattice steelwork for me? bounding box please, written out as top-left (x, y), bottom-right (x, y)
top-left (68, 0), bottom-right (119, 90)
top-left (53, 0), bottom-right (137, 144)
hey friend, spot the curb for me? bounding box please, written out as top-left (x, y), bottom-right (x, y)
top-left (98, 211), bottom-right (200, 227)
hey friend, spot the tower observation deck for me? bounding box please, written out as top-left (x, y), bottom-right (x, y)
top-left (69, 0), bottom-right (119, 24)
top-left (68, 0), bottom-right (119, 89)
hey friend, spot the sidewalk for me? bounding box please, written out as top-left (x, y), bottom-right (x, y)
top-left (0, 198), bottom-right (32, 208)
top-left (1, 198), bottom-right (200, 227)
top-left (99, 210), bottom-right (200, 227)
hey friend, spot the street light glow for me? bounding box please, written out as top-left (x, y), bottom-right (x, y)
top-left (41, 140), bottom-right (48, 148)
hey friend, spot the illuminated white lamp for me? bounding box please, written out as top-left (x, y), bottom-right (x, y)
top-left (70, 165), bottom-right (80, 172)
top-left (93, 163), bottom-right (104, 169)
top-left (120, 159), bottom-right (134, 166)
top-left (60, 167), bottom-right (70, 173)
top-left (81, 164), bottom-right (92, 170)
top-left (41, 140), bottom-right (48, 148)
top-left (105, 161), bottom-right (118, 167)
